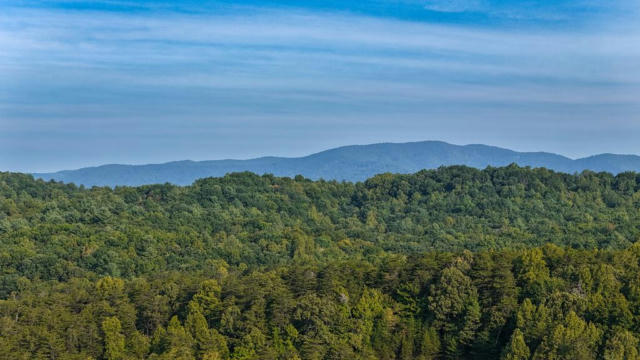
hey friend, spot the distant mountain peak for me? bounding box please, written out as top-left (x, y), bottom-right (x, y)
top-left (33, 141), bottom-right (640, 187)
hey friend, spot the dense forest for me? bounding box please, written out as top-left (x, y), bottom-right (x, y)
top-left (2, 165), bottom-right (640, 359)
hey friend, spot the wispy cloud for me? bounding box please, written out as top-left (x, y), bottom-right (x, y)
top-left (423, 0), bottom-right (485, 13)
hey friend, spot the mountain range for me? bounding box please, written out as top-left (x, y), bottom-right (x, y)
top-left (33, 141), bottom-right (640, 187)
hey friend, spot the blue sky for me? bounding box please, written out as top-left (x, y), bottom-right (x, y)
top-left (1, 0), bottom-right (639, 172)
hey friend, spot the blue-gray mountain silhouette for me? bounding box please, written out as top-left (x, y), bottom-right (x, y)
top-left (34, 141), bottom-right (640, 186)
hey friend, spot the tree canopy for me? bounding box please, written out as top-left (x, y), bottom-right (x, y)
top-left (2, 165), bottom-right (640, 358)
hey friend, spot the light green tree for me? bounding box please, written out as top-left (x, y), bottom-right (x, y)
top-left (502, 329), bottom-right (530, 360)
top-left (604, 330), bottom-right (640, 360)
top-left (102, 317), bottom-right (126, 360)
top-left (533, 311), bottom-right (600, 360)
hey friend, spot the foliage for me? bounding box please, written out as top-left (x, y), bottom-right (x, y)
top-left (2, 166), bottom-right (640, 358)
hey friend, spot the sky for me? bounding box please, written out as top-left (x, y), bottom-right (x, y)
top-left (1, 0), bottom-right (639, 172)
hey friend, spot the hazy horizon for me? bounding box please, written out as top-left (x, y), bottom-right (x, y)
top-left (15, 137), bottom-right (640, 174)
top-left (2, 0), bottom-right (639, 173)
top-left (30, 139), bottom-right (640, 175)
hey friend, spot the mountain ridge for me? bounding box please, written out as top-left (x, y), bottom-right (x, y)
top-left (33, 141), bottom-right (640, 186)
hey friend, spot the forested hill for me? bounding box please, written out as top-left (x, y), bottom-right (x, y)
top-left (6, 165), bottom-right (640, 272)
top-left (33, 141), bottom-right (640, 186)
top-left (3, 165), bottom-right (640, 280)
top-left (3, 166), bottom-right (640, 359)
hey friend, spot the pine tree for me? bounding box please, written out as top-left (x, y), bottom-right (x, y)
top-left (419, 326), bottom-right (441, 360)
top-left (428, 264), bottom-right (480, 358)
top-left (185, 302), bottom-right (229, 359)
top-left (604, 330), bottom-right (640, 360)
top-left (533, 312), bottom-right (600, 360)
top-left (501, 329), bottom-right (530, 360)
